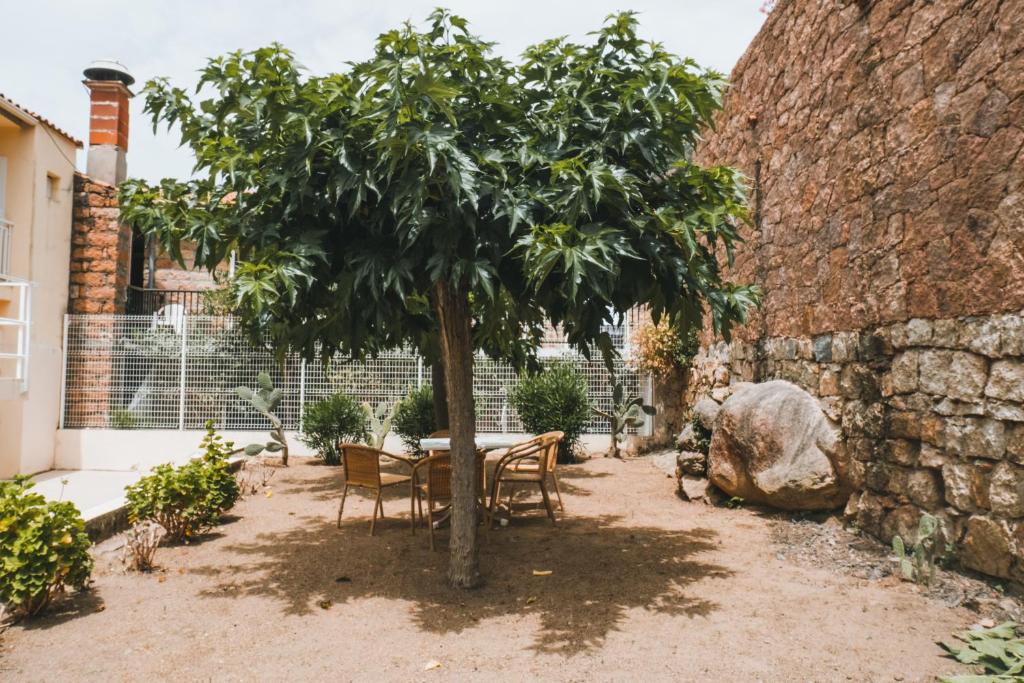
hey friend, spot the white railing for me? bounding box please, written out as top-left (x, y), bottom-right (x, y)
top-left (0, 279), bottom-right (32, 393)
top-left (60, 313), bottom-right (652, 436)
top-left (0, 219), bottom-right (11, 277)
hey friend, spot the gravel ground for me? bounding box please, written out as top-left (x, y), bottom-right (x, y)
top-left (1, 455), bottom-right (978, 682)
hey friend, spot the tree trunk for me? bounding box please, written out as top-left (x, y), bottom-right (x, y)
top-left (431, 362), bottom-right (450, 430)
top-left (433, 280), bottom-right (481, 588)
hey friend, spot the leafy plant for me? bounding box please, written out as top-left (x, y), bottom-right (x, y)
top-left (725, 496), bottom-right (745, 509)
top-left (392, 386), bottom-right (437, 456)
top-left (509, 364), bottom-right (592, 464)
top-left (109, 408), bottom-right (138, 429)
top-left (690, 417), bottom-right (713, 455)
top-left (299, 392), bottom-right (369, 465)
top-left (236, 371), bottom-right (289, 466)
top-left (939, 622), bottom-right (1024, 682)
top-left (0, 476), bottom-right (93, 619)
top-left (364, 401), bottom-right (396, 450)
top-left (594, 376), bottom-right (656, 458)
top-left (121, 520), bottom-right (164, 572)
top-left (632, 320), bottom-right (700, 378)
top-left (892, 512), bottom-right (950, 586)
top-left (125, 423), bottom-right (240, 542)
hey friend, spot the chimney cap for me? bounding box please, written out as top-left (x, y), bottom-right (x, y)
top-left (83, 60), bottom-right (135, 86)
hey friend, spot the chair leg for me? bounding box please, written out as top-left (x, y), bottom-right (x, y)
top-left (370, 490), bottom-right (382, 536)
top-left (486, 481), bottom-right (501, 532)
top-left (336, 484), bottom-right (349, 528)
top-left (417, 492), bottom-right (424, 526)
top-left (427, 502), bottom-right (436, 551)
top-left (410, 487), bottom-right (417, 535)
top-left (551, 472), bottom-right (565, 511)
top-left (539, 481), bottom-right (556, 525)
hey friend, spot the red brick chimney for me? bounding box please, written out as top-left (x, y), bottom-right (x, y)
top-left (82, 60), bottom-right (134, 185)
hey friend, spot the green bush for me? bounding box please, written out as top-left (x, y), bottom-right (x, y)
top-left (299, 392), bottom-right (370, 464)
top-left (0, 476), bottom-right (93, 620)
top-left (125, 423), bottom-right (240, 542)
top-left (392, 385), bottom-right (437, 456)
top-left (509, 364), bottom-right (592, 463)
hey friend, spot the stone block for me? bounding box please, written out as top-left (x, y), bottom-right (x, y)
top-left (943, 461), bottom-right (990, 512)
top-left (831, 332), bottom-right (859, 362)
top-left (985, 360), bottom-right (1024, 403)
top-left (819, 366), bottom-right (841, 396)
top-left (906, 468), bottom-right (943, 510)
top-left (1007, 424), bottom-right (1024, 464)
top-left (840, 363), bottom-right (880, 399)
top-left (919, 443), bottom-right (948, 469)
top-left (990, 462), bottom-right (1024, 518)
top-left (906, 318), bottom-right (933, 345)
top-left (931, 319), bottom-right (961, 348)
top-left (889, 351), bottom-right (918, 394)
top-left (812, 334), bottom-right (833, 362)
top-left (961, 317), bottom-right (1004, 357)
top-left (889, 410), bottom-right (922, 439)
top-left (919, 349), bottom-right (988, 400)
top-left (945, 417), bottom-right (1006, 459)
top-left (884, 439), bottom-right (920, 466)
top-left (841, 400), bottom-right (887, 438)
top-left (960, 516), bottom-right (1013, 579)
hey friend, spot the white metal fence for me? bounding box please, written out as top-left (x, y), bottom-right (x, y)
top-left (60, 314), bottom-right (650, 435)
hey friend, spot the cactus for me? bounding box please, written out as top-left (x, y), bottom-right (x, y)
top-left (235, 371), bottom-right (289, 466)
top-left (593, 376), bottom-right (656, 458)
top-left (892, 512), bottom-right (946, 586)
top-left (363, 400), bottom-right (395, 450)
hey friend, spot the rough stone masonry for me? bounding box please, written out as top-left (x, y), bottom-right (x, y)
top-left (691, 0), bottom-right (1024, 581)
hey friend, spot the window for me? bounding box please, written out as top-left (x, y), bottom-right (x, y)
top-left (46, 173), bottom-right (60, 201)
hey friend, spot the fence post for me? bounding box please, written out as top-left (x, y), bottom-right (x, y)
top-left (178, 315), bottom-right (187, 430)
top-left (298, 358), bottom-right (307, 429)
top-left (58, 314), bottom-right (69, 430)
top-left (417, 356), bottom-right (423, 388)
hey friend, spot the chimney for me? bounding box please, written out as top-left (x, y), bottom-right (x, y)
top-left (83, 60), bottom-right (134, 185)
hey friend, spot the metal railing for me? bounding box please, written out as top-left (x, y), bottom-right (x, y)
top-left (0, 219), bottom-right (12, 277)
top-left (125, 287), bottom-right (211, 316)
top-left (60, 314), bottom-right (651, 435)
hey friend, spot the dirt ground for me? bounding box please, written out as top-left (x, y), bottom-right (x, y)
top-left (1, 455), bottom-right (979, 682)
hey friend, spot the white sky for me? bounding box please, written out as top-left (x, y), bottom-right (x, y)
top-left (2, 1), bottom-right (766, 182)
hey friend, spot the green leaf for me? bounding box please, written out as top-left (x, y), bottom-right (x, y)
top-left (244, 443), bottom-right (266, 456)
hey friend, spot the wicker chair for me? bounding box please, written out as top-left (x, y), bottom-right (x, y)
top-left (487, 431), bottom-right (564, 527)
top-left (337, 443), bottom-right (414, 535)
top-left (410, 449), bottom-right (487, 550)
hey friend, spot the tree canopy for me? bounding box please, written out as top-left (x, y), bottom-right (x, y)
top-left (119, 9), bottom-right (759, 586)
top-left (121, 10), bottom-right (756, 364)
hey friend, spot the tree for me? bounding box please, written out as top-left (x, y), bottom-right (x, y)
top-left (120, 10), bottom-right (758, 588)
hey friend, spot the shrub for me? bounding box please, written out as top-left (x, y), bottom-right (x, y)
top-left (632, 320), bottom-right (699, 377)
top-left (109, 408), bottom-right (138, 429)
top-left (509, 364), bottom-right (592, 463)
top-left (0, 476), bottom-right (93, 619)
top-left (125, 424), bottom-right (240, 542)
top-left (392, 385), bottom-right (436, 456)
top-left (300, 392), bottom-right (370, 464)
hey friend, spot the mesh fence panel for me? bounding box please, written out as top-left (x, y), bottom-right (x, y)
top-left (62, 314), bottom-right (648, 435)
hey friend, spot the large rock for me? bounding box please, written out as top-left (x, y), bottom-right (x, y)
top-left (692, 398), bottom-right (722, 430)
top-left (708, 380), bottom-right (850, 510)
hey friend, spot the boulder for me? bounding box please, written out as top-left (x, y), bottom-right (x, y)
top-left (708, 380), bottom-right (851, 510)
top-left (676, 450), bottom-right (707, 477)
top-left (692, 398), bottom-right (721, 430)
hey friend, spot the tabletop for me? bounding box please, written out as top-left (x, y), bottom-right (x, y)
top-left (418, 435), bottom-right (522, 452)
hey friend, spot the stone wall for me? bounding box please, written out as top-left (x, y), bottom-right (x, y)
top-left (691, 0), bottom-right (1024, 581)
top-left (68, 173), bottom-right (132, 314)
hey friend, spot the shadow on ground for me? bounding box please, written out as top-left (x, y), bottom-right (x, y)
top-left (189, 460), bottom-right (729, 654)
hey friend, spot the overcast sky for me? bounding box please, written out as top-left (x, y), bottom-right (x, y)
top-left (3, 1), bottom-right (766, 182)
